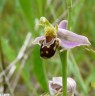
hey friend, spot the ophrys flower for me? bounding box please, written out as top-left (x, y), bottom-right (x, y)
top-left (33, 17), bottom-right (90, 58)
top-left (49, 77), bottom-right (76, 96)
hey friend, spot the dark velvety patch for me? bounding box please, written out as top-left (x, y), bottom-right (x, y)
top-left (40, 40), bottom-right (56, 58)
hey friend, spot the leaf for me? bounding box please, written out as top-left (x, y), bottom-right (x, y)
top-left (32, 45), bottom-right (49, 92)
top-left (2, 37), bottom-right (16, 61)
top-left (69, 51), bottom-right (88, 95)
top-left (18, 0), bottom-right (35, 35)
top-left (21, 61), bottom-right (38, 95)
top-left (0, 0), bottom-right (6, 13)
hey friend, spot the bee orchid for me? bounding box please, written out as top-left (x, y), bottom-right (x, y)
top-left (49, 77), bottom-right (76, 96)
top-left (33, 17), bottom-right (90, 58)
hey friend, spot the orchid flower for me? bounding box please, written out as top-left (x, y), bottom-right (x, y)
top-left (49, 77), bottom-right (76, 96)
top-left (33, 17), bottom-right (90, 58)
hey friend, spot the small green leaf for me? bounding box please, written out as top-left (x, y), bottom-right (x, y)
top-left (19, 0), bottom-right (35, 35)
top-left (32, 45), bottom-right (49, 92)
top-left (69, 51), bottom-right (88, 95)
top-left (2, 38), bottom-right (16, 61)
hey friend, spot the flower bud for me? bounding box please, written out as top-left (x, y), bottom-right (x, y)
top-left (49, 77), bottom-right (76, 96)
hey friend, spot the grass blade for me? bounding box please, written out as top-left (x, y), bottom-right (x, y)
top-left (32, 45), bottom-right (49, 92)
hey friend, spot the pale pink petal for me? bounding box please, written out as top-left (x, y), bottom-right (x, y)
top-left (49, 77), bottom-right (76, 96)
top-left (33, 36), bottom-right (45, 45)
top-left (52, 77), bottom-right (62, 86)
top-left (58, 20), bottom-right (68, 29)
top-left (49, 77), bottom-right (62, 95)
top-left (57, 28), bottom-right (91, 49)
top-left (49, 81), bottom-right (57, 95)
top-left (67, 77), bottom-right (76, 95)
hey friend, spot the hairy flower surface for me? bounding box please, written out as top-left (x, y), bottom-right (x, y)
top-left (33, 17), bottom-right (90, 58)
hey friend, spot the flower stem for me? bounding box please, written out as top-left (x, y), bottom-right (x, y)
top-left (60, 51), bottom-right (67, 96)
top-left (59, 0), bottom-right (72, 96)
top-left (67, 0), bottom-right (72, 30)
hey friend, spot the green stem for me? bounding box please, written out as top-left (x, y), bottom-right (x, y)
top-left (60, 51), bottom-right (67, 96)
top-left (67, 0), bottom-right (72, 30)
top-left (59, 0), bottom-right (72, 96)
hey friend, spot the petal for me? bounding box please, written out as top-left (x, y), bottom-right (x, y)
top-left (33, 36), bottom-right (45, 45)
top-left (58, 20), bottom-right (68, 29)
top-left (57, 28), bottom-right (91, 49)
top-left (49, 77), bottom-right (62, 95)
top-left (49, 81), bottom-right (57, 95)
top-left (67, 77), bottom-right (76, 95)
top-left (49, 77), bottom-right (76, 96)
top-left (52, 77), bottom-right (62, 86)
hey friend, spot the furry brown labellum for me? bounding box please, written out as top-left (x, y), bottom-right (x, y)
top-left (40, 36), bottom-right (58, 58)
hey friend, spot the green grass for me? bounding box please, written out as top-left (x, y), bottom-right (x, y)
top-left (0, 0), bottom-right (95, 96)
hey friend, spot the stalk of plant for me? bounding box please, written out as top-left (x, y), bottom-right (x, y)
top-left (67, 0), bottom-right (72, 30)
top-left (60, 51), bottom-right (67, 96)
top-left (60, 0), bottom-right (72, 96)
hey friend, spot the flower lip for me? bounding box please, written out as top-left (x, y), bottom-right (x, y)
top-left (40, 38), bottom-right (57, 58)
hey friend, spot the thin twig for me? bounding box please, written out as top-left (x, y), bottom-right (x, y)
top-left (0, 32), bottom-right (33, 95)
top-left (85, 46), bottom-right (95, 54)
top-left (11, 32), bottom-right (33, 92)
top-left (0, 39), bottom-right (14, 96)
top-left (52, 0), bottom-right (79, 25)
top-left (0, 38), bottom-right (6, 92)
top-left (5, 32), bottom-right (38, 95)
top-left (12, 54), bottom-right (28, 92)
top-left (0, 33), bottom-right (33, 79)
top-left (7, 32), bottom-right (33, 80)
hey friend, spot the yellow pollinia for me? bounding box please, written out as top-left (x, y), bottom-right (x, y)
top-left (39, 17), bottom-right (57, 38)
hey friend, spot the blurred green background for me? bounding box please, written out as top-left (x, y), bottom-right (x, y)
top-left (0, 0), bottom-right (95, 96)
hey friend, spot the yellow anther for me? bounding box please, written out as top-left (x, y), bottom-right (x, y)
top-left (39, 17), bottom-right (57, 38)
top-left (45, 26), bottom-right (57, 37)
